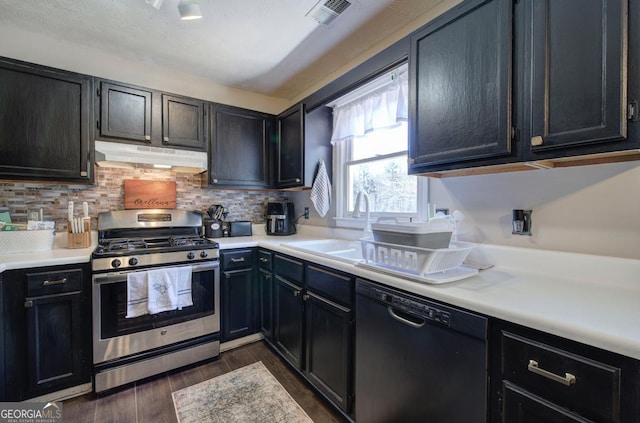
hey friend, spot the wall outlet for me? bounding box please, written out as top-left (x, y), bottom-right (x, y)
top-left (304, 207), bottom-right (309, 219)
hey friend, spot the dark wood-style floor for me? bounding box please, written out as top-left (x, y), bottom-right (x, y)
top-left (63, 341), bottom-right (347, 423)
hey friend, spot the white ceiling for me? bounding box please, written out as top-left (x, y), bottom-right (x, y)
top-left (0, 0), bottom-right (444, 100)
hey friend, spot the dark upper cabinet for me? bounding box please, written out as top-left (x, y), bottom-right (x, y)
top-left (524, 0), bottom-right (627, 157)
top-left (408, 0), bottom-right (638, 174)
top-left (408, 0), bottom-right (514, 171)
top-left (162, 94), bottom-right (206, 150)
top-left (0, 58), bottom-right (92, 182)
top-left (208, 104), bottom-right (273, 188)
top-left (276, 103), bottom-right (332, 189)
top-left (97, 80), bottom-right (206, 151)
top-left (99, 82), bottom-right (152, 143)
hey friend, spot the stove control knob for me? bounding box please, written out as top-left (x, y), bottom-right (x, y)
top-left (200, 251), bottom-right (208, 258)
top-left (187, 252), bottom-right (196, 260)
top-left (111, 259), bottom-right (122, 268)
top-left (129, 258), bottom-right (138, 266)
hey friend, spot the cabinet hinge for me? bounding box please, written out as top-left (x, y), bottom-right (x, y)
top-left (96, 88), bottom-right (100, 97)
top-left (96, 120), bottom-right (100, 130)
top-left (628, 100), bottom-right (638, 122)
top-left (511, 127), bottom-right (519, 142)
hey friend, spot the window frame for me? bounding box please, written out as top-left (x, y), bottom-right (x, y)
top-left (333, 132), bottom-right (428, 229)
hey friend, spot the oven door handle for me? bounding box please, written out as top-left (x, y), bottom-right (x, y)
top-left (93, 262), bottom-right (219, 284)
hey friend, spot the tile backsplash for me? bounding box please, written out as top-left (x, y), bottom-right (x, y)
top-left (0, 167), bottom-right (287, 232)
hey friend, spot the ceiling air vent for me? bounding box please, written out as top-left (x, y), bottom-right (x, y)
top-left (306, 0), bottom-right (352, 25)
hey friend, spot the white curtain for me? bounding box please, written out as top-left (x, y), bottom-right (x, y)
top-left (330, 68), bottom-right (408, 144)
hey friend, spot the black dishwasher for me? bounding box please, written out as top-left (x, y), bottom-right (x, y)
top-left (355, 279), bottom-right (488, 423)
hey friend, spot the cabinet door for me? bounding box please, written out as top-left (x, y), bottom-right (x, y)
top-left (162, 94), bottom-right (206, 150)
top-left (209, 104), bottom-right (271, 188)
top-left (304, 293), bottom-right (352, 414)
top-left (408, 0), bottom-right (513, 170)
top-left (503, 382), bottom-right (591, 423)
top-left (276, 103), bottom-right (305, 188)
top-left (273, 275), bottom-right (304, 370)
top-left (25, 292), bottom-right (86, 397)
top-left (526, 0), bottom-right (627, 154)
top-left (221, 267), bottom-right (254, 342)
top-left (258, 268), bottom-right (274, 342)
top-left (99, 81), bottom-right (152, 143)
top-left (0, 59), bottom-right (92, 182)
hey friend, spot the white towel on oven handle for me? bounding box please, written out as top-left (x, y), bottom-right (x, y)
top-left (176, 266), bottom-right (193, 310)
top-left (126, 271), bottom-right (149, 319)
top-left (147, 267), bottom-right (180, 314)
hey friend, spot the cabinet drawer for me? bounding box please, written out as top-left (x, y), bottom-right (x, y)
top-left (26, 268), bottom-right (84, 297)
top-left (306, 265), bottom-right (353, 307)
top-left (222, 249), bottom-right (253, 270)
top-left (502, 331), bottom-right (621, 422)
top-left (257, 250), bottom-right (272, 271)
top-left (274, 255), bottom-right (303, 282)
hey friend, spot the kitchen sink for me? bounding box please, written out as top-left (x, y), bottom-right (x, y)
top-left (280, 239), bottom-right (364, 264)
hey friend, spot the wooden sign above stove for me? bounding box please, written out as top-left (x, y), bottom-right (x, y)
top-left (124, 180), bottom-right (177, 209)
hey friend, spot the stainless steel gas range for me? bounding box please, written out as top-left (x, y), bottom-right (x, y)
top-left (91, 209), bottom-right (220, 393)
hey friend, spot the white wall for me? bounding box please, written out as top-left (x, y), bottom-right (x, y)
top-left (296, 161), bottom-right (640, 259)
top-left (428, 161), bottom-right (640, 259)
top-left (0, 23), bottom-right (288, 114)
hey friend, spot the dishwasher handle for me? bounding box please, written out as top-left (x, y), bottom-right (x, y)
top-left (388, 306), bottom-right (426, 328)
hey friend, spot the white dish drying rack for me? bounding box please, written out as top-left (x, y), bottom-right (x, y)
top-left (358, 238), bottom-right (478, 284)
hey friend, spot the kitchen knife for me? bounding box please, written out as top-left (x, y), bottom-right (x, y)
top-left (68, 201), bottom-right (74, 222)
top-left (82, 202), bottom-right (89, 219)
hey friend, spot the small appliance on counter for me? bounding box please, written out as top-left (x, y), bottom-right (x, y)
top-left (266, 202), bottom-right (296, 236)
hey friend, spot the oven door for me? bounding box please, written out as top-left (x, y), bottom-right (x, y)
top-left (92, 262), bottom-right (219, 364)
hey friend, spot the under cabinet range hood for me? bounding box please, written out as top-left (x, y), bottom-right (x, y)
top-left (94, 140), bottom-right (207, 173)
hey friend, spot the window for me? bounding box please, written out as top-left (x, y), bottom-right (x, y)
top-left (330, 64), bottom-right (427, 227)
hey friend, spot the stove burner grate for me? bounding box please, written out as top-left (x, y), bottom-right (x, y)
top-left (168, 235), bottom-right (211, 247)
top-left (107, 239), bottom-right (149, 252)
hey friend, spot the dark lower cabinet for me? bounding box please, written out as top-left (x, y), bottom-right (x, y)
top-left (0, 57), bottom-right (92, 182)
top-left (491, 320), bottom-right (640, 423)
top-left (221, 268), bottom-right (254, 341)
top-left (273, 275), bottom-right (304, 370)
top-left (304, 292), bottom-right (352, 414)
top-left (257, 249), bottom-right (274, 343)
top-left (1, 263), bottom-right (91, 401)
top-left (503, 382), bottom-right (589, 423)
top-left (221, 249), bottom-right (256, 342)
top-left (25, 291), bottom-right (85, 398)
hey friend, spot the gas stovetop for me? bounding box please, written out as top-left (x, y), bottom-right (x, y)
top-left (92, 209), bottom-right (219, 272)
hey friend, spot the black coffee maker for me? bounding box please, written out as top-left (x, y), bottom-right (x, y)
top-left (266, 202), bottom-right (296, 235)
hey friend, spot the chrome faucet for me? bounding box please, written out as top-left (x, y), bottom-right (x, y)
top-left (353, 191), bottom-right (373, 238)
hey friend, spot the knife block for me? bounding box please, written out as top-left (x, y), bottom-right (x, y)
top-left (67, 219), bottom-right (91, 249)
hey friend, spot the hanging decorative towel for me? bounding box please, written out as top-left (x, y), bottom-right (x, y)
top-left (310, 160), bottom-right (332, 217)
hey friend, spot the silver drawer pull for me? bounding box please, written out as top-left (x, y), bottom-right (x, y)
top-left (230, 257), bottom-right (245, 263)
top-left (43, 278), bottom-right (67, 286)
top-left (260, 258), bottom-right (268, 262)
top-left (528, 360), bottom-right (576, 386)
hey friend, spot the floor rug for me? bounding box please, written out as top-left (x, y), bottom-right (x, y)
top-left (172, 361), bottom-right (313, 423)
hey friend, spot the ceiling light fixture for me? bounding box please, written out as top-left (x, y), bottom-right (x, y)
top-left (145, 0), bottom-right (163, 10)
top-left (178, 0), bottom-right (203, 20)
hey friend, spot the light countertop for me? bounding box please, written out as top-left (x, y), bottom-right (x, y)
top-left (0, 232), bottom-right (97, 270)
top-left (1, 227), bottom-right (638, 361)
top-left (216, 232), bottom-right (640, 361)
